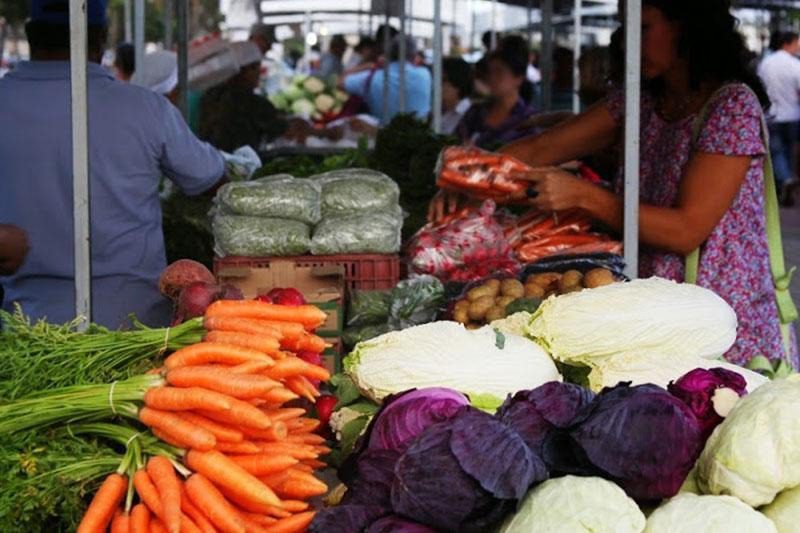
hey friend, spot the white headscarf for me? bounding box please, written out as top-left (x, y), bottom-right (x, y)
top-left (131, 50), bottom-right (178, 95)
top-left (229, 41), bottom-right (263, 68)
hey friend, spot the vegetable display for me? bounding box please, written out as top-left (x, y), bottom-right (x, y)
top-left (217, 178), bottom-right (322, 225)
top-left (268, 75), bottom-right (347, 121)
top-left (762, 484), bottom-right (800, 533)
top-left (643, 494), bottom-right (777, 533)
top-left (212, 214), bottom-right (312, 257)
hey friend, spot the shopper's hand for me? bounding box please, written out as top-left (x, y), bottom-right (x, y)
top-left (428, 189), bottom-right (467, 223)
top-left (0, 224), bottom-right (29, 276)
top-left (510, 167), bottom-right (590, 212)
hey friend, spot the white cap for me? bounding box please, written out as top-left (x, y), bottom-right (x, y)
top-left (230, 41), bottom-right (263, 69)
top-left (131, 50), bottom-right (178, 95)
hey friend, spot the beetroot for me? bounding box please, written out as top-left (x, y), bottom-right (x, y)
top-left (316, 395), bottom-right (338, 430)
top-left (159, 259), bottom-right (215, 300)
top-left (173, 281), bottom-right (222, 324)
top-left (266, 288), bottom-right (307, 306)
top-left (218, 284), bottom-right (245, 301)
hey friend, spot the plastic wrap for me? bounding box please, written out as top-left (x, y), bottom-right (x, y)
top-left (312, 168), bottom-right (400, 217)
top-left (347, 290), bottom-right (392, 327)
top-left (435, 145), bottom-right (530, 198)
top-left (388, 275), bottom-right (445, 329)
top-left (310, 212), bottom-right (402, 255)
top-left (212, 215), bottom-right (311, 257)
top-left (406, 200), bottom-right (519, 283)
top-left (221, 146), bottom-right (262, 181)
top-left (217, 178), bottom-right (321, 225)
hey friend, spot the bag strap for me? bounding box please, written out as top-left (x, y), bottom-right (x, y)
top-left (686, 83), bottom-right (798, 356)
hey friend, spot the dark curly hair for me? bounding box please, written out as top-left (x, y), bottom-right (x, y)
top-left (643, 0), bottom-right (769, 107)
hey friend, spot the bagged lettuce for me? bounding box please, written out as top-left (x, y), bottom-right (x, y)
top-left (696, 375), bottom-right (800, 507)
top-left (498, 476), bottom-right (645, 533)
top-left (762, 485), bottom-right (800, 533)
top-left (217, 177), bottom-right (321, 224)
top-left (313, 169), bottom-right (400, 217)
top-left (310, 212), bottom-right (402, 255)
top-left (644, 494), bottom-right (776, 533)
top-left (526, 277), bottom-right (738, 365)
top-left (212, 215), bottom-right (311, 257)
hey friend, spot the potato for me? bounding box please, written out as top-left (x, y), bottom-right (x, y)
top-left (467, 281), bottom-right (500, 301)
top-left (526, 272), bottom-right (562, 289)
top-left (453, 307), bottom-right (469, 324)
top-left (455, 299), bottom-right (470, 312)
top-left (584, 268), bottom-right (615, 289)
top-left (496, 295), bottom-right (516, 309)
top-left (500, 279), bottom-right (525, 299)
top-left (561, 285), bottom-right (583, 294)
top-left (468, 296), bottom-right (495, 321)
top-left (524, 283), bottom-right (546, 299)
top-left (465, 323), bottom-right (482, 330)
top-left (559, 270), bottom-right (584, 292)
top-left (485, 306), bottom-right (507, 322)
top-left (544, 289), bottom-right (559, 299)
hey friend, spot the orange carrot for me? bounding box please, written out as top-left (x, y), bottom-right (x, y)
top-left (262, 408), bottom-right (306, 423)
top-left (230, 360), bottom-right (275, 375)
top-left (165, 342), bottom-right (277, 370)
top-left (292, 463), bottom-right (314, 474)
top-left (258, 470), bottom-right (291, 489)
top-left (134, 470), bottom-right (164, 519)
top-left (196, 397), bottom-right (272, 429)
top-left (186, 450), bottom-right (282, 509)
top-left (239, 421), bottom-right (288, 442)
top-left (204, 330), bottom-right (281, 355)
top-left (270, 471), bottom-right (327, 500)
top-left (205, 301), bottom-right (327, 330)
top-left (285, 418), bottom-right (320, 434)
top-left (263, 511), bottom-right (316, 533)
top-left (221, 489), bottom-right (289, 518)
top-left (228, 454), bottom-right (298, 476)
top-left (239, 511), bottom-right (278, 527)
top-left (301, 458), bottom-right (328, 470)
top-left (180, 514), bottom-right (202, 533)
top-left (180, 485), bottom-right (216, 533)
top-left (147, 456), bottom-right (182, 533)
top-left (266, 358), bottom-right (329, 382)
top-left (152, 428), bottom-right (190, 451)
top-left (280, 333), bottom-right (327, 354)
top-left (215, 440), bottom-right (262, 454)
top-left (167, 367), bottom-right (282, 400)
top-left (313, 445), bottom-right (332, 456)
top-left (283, 433), bottom-right (326, 446)
top-left (284, 376), bottom-right (317, 403)
top-left (203, 317), bottom-right (284, 341)
top-left (185, 474), bottom-right (246, 533)
top-left (280, 500), bottom-right (309, 513)
top-left (176, 412), bottom-right (244, 443)
top-left (140, 407), bottom-right (217, 451)
top-left (261, 387), bottom-right (300, 406)
top-left (232, 319), bottom-right (306, 340)
top-left (110, 511), bottom-right (130, 533)
top-left (151, 519), bottom-right (169, 533)
top-left (130, 504), bottom-right (151, 533)
top-left (144, 386), bottom-right (233, 412)
top-left (238, 513), bottom-right (270, 533)
top-left (77, 473), bottom-right (128, 533)
top-left (256, 442), bottom-right (318, 461)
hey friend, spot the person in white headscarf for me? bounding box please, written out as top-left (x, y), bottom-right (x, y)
top-left (131, 50), bottom-right (179, 104)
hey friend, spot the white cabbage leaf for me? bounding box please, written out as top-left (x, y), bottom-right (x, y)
top-left (644, 494), bottom-right (776, 533)
top-left (762, 485), bottom-right (800, 533)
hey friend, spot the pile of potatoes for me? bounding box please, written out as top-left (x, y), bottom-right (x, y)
top-left (523, 268), bottom-right (615, 299)
top-left (453, 268), bottom-right (616, 328)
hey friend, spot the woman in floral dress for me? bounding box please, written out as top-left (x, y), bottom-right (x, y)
top-left (433, 0), bottom-right (798, 366)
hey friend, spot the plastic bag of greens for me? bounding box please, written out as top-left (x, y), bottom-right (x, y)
top-left (348, 290), bottom-right (392, 327)
top-left (213, 215), bottom-right (311, 257)
top-left (388, 275), bottom-right (445, 329)
top-left (313, 169), bottom-right (400, 217)
top-left (342, 323), bottom-right (393, 347)
top-left (310, 212), bottom-right (402, 255)
top-left (217, 177), bottom-right (321, 225)
top-left (221, 145), bottom-right (262, 181)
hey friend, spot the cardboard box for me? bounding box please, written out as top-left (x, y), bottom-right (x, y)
top-left (321, 338), bottom-right (343, 375)
top-left (216, 260), bottom-right (345, 337)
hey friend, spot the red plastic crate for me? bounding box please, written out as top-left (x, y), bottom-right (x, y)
top-left (213, 254), bottom-right (400, 292)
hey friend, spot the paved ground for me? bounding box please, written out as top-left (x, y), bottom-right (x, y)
top-left (781, 206), bottom-right (800, 302)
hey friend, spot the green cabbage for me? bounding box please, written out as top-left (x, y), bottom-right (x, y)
top-left (526, 278), bottom-right (738, 366)
top-left (302, 76), bottom-right (326, 94)
top-left (291, 98), bottom-right (315, 117)
top-left (762, 485), bottom-right (800, 533)
top-left (696, 375), bottom-right (800, 507)
top-left (344, 321), bottom-right (561, 405)
top-left (498, 476), bottom-right (645, 533)
top-left (644, 494), bottom-right (776, 533)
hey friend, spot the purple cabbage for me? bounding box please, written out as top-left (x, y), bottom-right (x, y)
top-left (668, 367), bottom-right (747, 440)
top-left (366, 516), bottom-right (440, 533)
top-left (341, 449), bottom-right (401, 508)
top-left (562, 383), bottom-right (704, 501)
top-left (390, 409), bottom-right (543, 532)
top-left (308, 505), bottom-right (388, 533)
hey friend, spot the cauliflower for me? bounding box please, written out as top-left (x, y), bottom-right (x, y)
top-left (335, 89), bottom-right (349, 103)
top-left (290, 98), bottom-right (315, 118)
top-left (302, 76), bottom-right (326, 95)
top-left (282, 84), bottom-right (304, 102)
top-left (314, 93), bottom-right (336, 113)
top-left (329, 406), bottom-right (371, 442)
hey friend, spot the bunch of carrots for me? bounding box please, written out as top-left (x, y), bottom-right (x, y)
top-left (437, 146), bottom-right (530, 198)
top-left (68, 299), bottom-right (333, 533)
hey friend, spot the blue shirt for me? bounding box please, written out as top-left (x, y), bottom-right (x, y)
top-left (0, 61), bottom-right (225, 328)
top-left (344, 63), bottom-right (432, 125)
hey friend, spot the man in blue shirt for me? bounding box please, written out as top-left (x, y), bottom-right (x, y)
top-left (0, 0), bottom-right (226, 328)
top-left (342, 34), bottom-right (432, 125)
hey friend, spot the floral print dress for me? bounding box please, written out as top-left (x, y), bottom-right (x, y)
top-left (608, 84), bottom-right (798, 366)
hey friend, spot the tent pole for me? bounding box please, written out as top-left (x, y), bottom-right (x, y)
top-left (433, 0), bottom-right (443, 133)
top-left (623, 0), bottom-right (641, 278)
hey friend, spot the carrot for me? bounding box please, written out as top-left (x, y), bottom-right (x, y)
top-left (238, 513), bottom-right (270, 533)
top-left (196, 397), bottom-right (273, 429)
top-left (230, 360), bottom-right (275, 374)
top-left (270, 471), bottom-right (327, 500)
top-left (185, 474), bottom-right (246, 533)
top-left (292, 463), bottom-right (313, 474)
top-left (147, 456), bottom-right (182, 533)
top-left (165, 342), bottom-right (277, 370)
top-left (180, 514), bottom-right (202, 533)
top-left (280, 500), bottom-right (310, 513)
top-left (151, 428), bottom-right (190, 451)
top-left (263, 512), bottom-right (315, 533)
top-left (220, 489), bottom-right (289, 518)
top-left (77, 473), bottom-right (128, 533)
top-left (167, 367), bottom-right (282, 400)
top-left (204, 330), bottom-right (282, 355)
top-left (283, 433), bottom-right (326, 446)
top-left (239, 421), bottom-right (288, 442)
top-left (263, 408), bottom-right (306, 423)
top-left (301, 458), bottom-right (328, 470)
top-left (256, 442), bottom-right (318, 461)
top-left (151, 519), bottom-right (169, 533)
top-left (235, 319), bottom-right (306, 340)
top-left (239, 511), bottom-right (278, 527)
top-left (266, 357), bottom-right (329, 382)
top-left (130, 504), bottom-right (151, 533)
top-left (144, 386), bottom-right (233, 412)
top-left (261, 387), bottom-right (300, 406)
top-left (285, 418), bottom-right (320, 434)
top-left (110, 511), bottom-right (130, 533)
top-left (134, 470), bottom-right (164, 519)
top-left (204, 317), bottom-right (285, 340)
top-left (215, 440), bottom-right (262, 454)
top-left (180, 485), bottom-right (217, 533)
top-left (140, 407), bottom-right (217, 451)
top-left (280, 333), bottom-right (327, 354)
top-left (186, 450), bottom-right (282, 509)
top-left (205, 301), bottom-right (327, 330)
top-left (313, 445), bottom-right (332, 456)
top-left (177, 412), bottom-right (245, 443)
top-left (284, 376), bottom-right (318, 403)
top-left (228, 454), bottom-right (298, 476)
